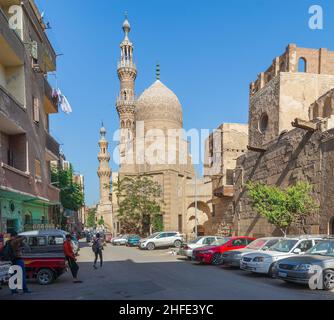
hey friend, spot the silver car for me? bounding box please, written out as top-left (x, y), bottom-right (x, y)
top-left (139, 232), bottom-right (183, 250)
top-left (178, 236), bottom-right (225, 259)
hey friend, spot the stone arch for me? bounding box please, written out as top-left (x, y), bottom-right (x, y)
top-left (186, 201), bottom-right (211, 236)
top-left (298, 57), bottom-right (307, 72)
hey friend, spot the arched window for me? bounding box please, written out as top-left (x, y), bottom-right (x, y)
top-left (123, 91), bottom-right (127, 100)
top-left (298, 57), bottom-right (307, 72)
top-left (258, 113), bottom-right (269, 134)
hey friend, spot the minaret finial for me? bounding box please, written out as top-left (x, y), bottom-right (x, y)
top-left (125, 11), bottom-right (128, 19)
top-left (156, 63), bottom-right (160, 80)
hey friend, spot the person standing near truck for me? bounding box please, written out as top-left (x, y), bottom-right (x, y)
top-left (7, 232), bottom-right (31, 294)
top-left (63, 234), bottom-right (82, 284)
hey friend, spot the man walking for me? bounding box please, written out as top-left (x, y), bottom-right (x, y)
top-left (63, 234), bottom-right (82, 283)
top-left (8, 232), bottom-right (31, 294)
top-left (92, 233), bottom-right (103, 269)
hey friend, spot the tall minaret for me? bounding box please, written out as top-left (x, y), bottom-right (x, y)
top-left (116, 13), bottom-right (137, 165)
top-left (97, 124), bottom-right (113, 231)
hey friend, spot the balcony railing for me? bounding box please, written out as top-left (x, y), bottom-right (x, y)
top-left (45, 132), bottom-right (60, 158)
top-left (117, 60), bottom-right (136, 70)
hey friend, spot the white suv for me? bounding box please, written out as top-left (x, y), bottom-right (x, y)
top-left (139, 232), bottom-right (183, 250)
top-left (240, 236), bottom-right (323, 276)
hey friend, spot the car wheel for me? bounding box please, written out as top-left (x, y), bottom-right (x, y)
top-left (37, 268), bottom-right (54, 285)
top-left (146, 242), bottom-right (155, 251)
top-left (174, 240), bottom-right (182, 248)
top-left (268, 264), bottom-right (276, 278)
top-left (323, 270), bottom-right (334, 290)
top-left (211, 253), bottom-right (222, 265)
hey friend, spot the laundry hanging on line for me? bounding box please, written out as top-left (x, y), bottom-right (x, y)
top-left (52, 88), bottom-right (73, 114)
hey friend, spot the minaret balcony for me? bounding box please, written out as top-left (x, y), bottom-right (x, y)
top-left (117, 60), bottom-right (137, 71)
top-left (116, 96), bottom-right (136, 108)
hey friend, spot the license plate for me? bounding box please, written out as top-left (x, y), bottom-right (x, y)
top-left (278, 272), bottom-right (288, 278)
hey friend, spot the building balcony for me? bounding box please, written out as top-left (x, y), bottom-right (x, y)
top-left (44, 77), bottom-right (58, 114)
top-left (0, 6), bottom-right (24, 63)
top-left (0, 162), bottom-right (31, 195)
top-left (45, 132), bottom-right (60, 161)
top-left (214, 185), bottom-right (234, 198)
top-left (22, 1), bottom-right (56, 72)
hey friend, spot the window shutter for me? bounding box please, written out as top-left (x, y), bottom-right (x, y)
top-left (35, 159), bottom-right (42, 179)
top-left (33, 97), bottom-right (40, 123)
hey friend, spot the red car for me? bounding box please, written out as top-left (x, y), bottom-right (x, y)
top-left (192, 236), bottom-right (256, 265)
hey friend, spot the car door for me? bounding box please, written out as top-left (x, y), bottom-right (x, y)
top-left (154, 233), bottom-right (168, 247)
top-left (165, 232), bottom-right (178, 246)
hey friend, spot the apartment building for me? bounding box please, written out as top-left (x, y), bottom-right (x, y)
top-left (0, 0), bottom-right (60, 234)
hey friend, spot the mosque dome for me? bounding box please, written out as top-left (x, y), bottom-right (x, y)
top-left (135, 80), bottom-right (183, 128)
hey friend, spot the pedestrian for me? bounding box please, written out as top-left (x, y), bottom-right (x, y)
top-left (92, 233), bottom-right (103, 269)
top-left (63, 234), bottom-right (82, 283)
top-left (7, 232), bottom-right (31, 294)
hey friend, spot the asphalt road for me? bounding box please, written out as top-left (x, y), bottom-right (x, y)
top-left (1, 242), bottom-right (334, 300)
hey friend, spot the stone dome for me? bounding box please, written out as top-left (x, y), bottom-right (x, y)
top-left (135, 80), bottom-right (183, 128)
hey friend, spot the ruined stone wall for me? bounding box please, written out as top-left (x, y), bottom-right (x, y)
top-left (249, 76), bottom-right (280, 148)
top-left (234, 128), bottom-right (324, 237)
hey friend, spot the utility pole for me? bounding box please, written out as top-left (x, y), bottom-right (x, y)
top-left (194, 170), bottom-right (198, 237)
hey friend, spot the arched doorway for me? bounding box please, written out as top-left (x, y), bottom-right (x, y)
top-left (186, 201), bottom-right (211, 236)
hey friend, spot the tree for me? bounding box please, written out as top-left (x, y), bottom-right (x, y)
top-left (86, 207), bottom-right (97, 229)
top-left (247, 181), bottom-right (318, 237)
top-left (51, 165), bottom-right (85, 229)
top-left (98, 216), bottom-right (105, 227)
top-left (115, 175), bottom-right (163, 235)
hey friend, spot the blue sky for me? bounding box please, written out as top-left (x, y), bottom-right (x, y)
top-left (35, 0), bottom-right (334, 206)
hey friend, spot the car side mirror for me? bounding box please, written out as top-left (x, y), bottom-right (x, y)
top-left (293, 248), bottom-right (302, 254)
top-left (262, 246), bottom-right (269, 251)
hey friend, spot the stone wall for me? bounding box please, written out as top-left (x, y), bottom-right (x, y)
top-left (233, 125), bottom-right (334, 237)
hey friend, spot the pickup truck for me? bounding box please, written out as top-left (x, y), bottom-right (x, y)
top-left (0, 229), bottom-right (69, 286)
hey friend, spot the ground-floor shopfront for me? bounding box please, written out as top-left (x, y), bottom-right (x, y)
top-left (0, 189), bottom-right (58, 234)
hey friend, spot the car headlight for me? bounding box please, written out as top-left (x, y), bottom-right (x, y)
top-left (297, 264), bottom-right (311, 271)
top-left (253, 257), bottom-right (265, 262)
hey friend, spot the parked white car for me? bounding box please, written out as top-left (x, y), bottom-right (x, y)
top-left (139, 232), bottom-right (183, 250)
top-left (178, 236), bottom-right (225, 259)
top-left (112, 235), bottom-right (128, 246)
top-left (240, 236), bottom-right (323, 276)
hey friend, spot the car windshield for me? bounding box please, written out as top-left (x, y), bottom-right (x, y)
top-left (270, 239), bottom-right (298, 253)
top-left (246, 239), bottom-right (268, 250)
top-left (190, 237), bottom-right (204, 244)
top-left (308, 240), bottom-right (334, 257)
top-left (147, 233), bottom-right (160, 239)
top-left (211, 238), bottom-right (231, 246)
